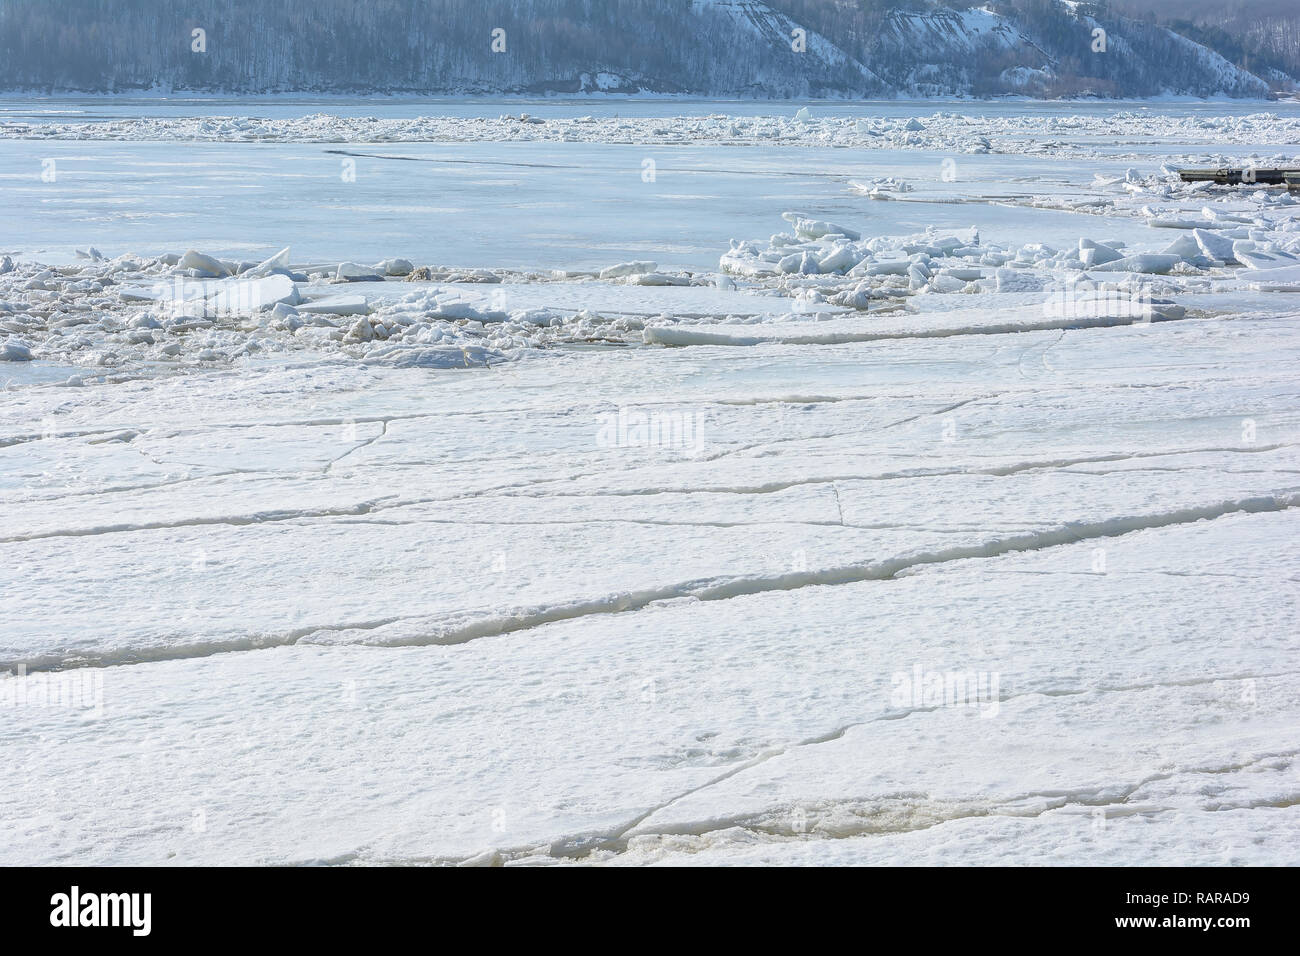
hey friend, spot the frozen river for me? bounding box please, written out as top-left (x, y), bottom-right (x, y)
top-left (4, 97), bottom-right (1298, 269)
top-left (0, 138), bottom-right (1169, 270)
top-left (1, 99), bottom-right (1299, 866)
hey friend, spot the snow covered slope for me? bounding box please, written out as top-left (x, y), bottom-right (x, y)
top-left (693, 0), bottom-right (879, 89)
top-left (868, 7), bottom-right (1051, 95)
top-left (861, 4), bottom-right (1269, 98)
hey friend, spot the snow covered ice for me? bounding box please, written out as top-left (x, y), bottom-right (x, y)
top-left (1, 99), bottom-right (1299, 866)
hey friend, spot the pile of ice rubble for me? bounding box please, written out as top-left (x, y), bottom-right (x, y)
top-left (716, 168), bottom-right (1300, 314)
top-left (4, 110), bottom-right (1299, 160)
top-left (721, 202), bottom-right (1300, 285)
top-left (0, 246), bottom-right (654, 372)
top-left (986, 160), bottom-right (1300, 235)
top-left (3, 177), bottom-right (1299, 371)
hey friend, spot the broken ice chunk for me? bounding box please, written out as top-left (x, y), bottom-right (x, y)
top-left (245, 246), bottom-right (292, 278)
top-left (995, 268), bottom-right (1045, 293)
top-left (1191, 229), bottom-right (1238, 265)
top-left (1079, 239), bottom-right (1125, 268)
top-left (336, 262), bottom-right (383, 281)
top-left (1160, 234), bottom-right (1206, 263)
top-left (177, 250), bottom-right (232, 277)
top-left (599, 261), bottom-right (657, 279)
top-left (1243, 264), bottom-right (1300, 291)
top-left (1094, 254), bottom-right (1181, 275)
top-left (630, 273), bottom-right (689, 286)
top-left (0, 340), bottom-right (33, 361)
top-left (1234, 243), bottom-right (1297, 270)
top-left (817, 245), bottom-right (860, 274)
top-left (297, 294), bottom-right (369, 316)
top-left (781, 212), bottom-right (861, 241)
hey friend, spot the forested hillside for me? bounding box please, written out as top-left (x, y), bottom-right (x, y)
top-left (0, 0), bottom-right (1291, 98)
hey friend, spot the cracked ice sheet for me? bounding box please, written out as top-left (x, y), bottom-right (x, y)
top-left (606, 809), bottom-right (1300, 866)
top-left (0, 508), bottom-right (1296, 865)
top-left (1, 299), bottom-right (1298, 862)
top-left (6, 456), bottom-right (1293, 668)
top-left (4, 312), bottom-right (1300, 667)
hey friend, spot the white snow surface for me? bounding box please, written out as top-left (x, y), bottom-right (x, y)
top-left (1, 102), bottom-right (1299, 865)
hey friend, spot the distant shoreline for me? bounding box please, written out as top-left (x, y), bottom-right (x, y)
top-left (0, 90), bottom-right (1295, 106)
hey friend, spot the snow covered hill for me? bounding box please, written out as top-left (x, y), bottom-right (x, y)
top-left (867, 7), bottom-right (1054, 96)
top-left (857, 4), bottom-right (1270, 98)
top-left (0, 0), bottom-right (1286, 97)
top-left (695, 0), bottom-right (881, 91)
